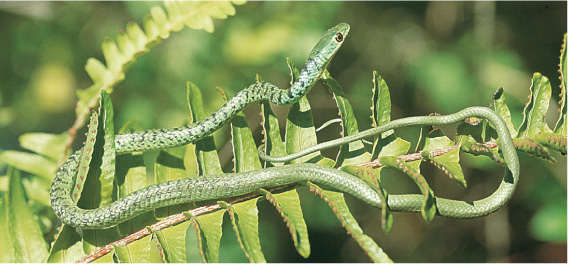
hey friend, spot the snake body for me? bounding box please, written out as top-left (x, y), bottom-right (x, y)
top-left (258, 106), bottom-right (519, 217)
top-left (50, 23), bottom-right (520, 229)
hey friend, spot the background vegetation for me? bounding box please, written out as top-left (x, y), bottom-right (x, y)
top-left (0, 1), bottom-right (566, 262)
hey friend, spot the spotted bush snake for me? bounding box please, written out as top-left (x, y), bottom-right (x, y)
top-left (50, 23), bottom-right (519, 229)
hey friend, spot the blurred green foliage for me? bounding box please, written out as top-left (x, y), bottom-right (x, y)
top-left (0, 1), bottom-right (566, 262)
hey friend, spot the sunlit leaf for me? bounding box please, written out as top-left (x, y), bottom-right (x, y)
top-left (116, 152), bottom-right (156, 235)
top-left (322, 70), bottom-right (371, 166)
top-left (528, 132), bottom-right (567, 155)
top-left (231, 104), bottom-right (262, 173)
top-left (154, 146), bottom-right (191, 219)
top-left (261, 100), bottom-right (287, 168)
top-left (286, 96), bottom-right (324, 164)
top-left (306, 182), bottom-right (392, 263)
top-left (0, 150), bottom-right (57, 181)
top-left (423, 134), bottom-right (466, 188)
top-left (91, 251), bottom-right (115, 263)
top-left (554, 33), bottom-right (567, 135)
top-left (259, 189), bottom-right (311, 258)
top-left (80, 91), bottom-right (120, 254)
top-left (18, 132), bottom-right (69, 161)
top-left (340, 165), bottom-right (392, 233)
top-left (73, 111), bottom-right (99, 203)
top-left (0, 187), bottom-right (16, 263)
top-left (113, 233), bottom-right (164, 263)
top-left (512, 137), bottom-right (555, 163)
top-left (152, 221), bottom-right (191, 262)
top-left (380, 156), bottom-right (436, 222)
top-left (491, 87), bottom-right (517, 138)
top-left (225, 91), bottom-right (266, 261)
top-left (5, 168), bottom-right (48, 262)
top-left (220, 199), bottom-right (266, 263)
top-left (193, 210), bottom-right (225, 263)
top-left (21, 176), bottom-right (51, 207)
top-left (284, 59), bottom-right (324, 164)
top-left (186, 81), bottom-right (223, 176)
top-left (74, 1), bottom-right (245, 143)
top-left (46, 225), bottom-right (84, 263)
top-left (518, 73), bottom-right (553, 137)
top-left (456, 119), bottom-right (504, 164)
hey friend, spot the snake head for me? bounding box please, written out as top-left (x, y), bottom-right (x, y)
top-left (308, 22), bottom-right (350, 68)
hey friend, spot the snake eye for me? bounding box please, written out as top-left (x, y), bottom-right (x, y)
top-left (335, 33), bottom-right (343, 42)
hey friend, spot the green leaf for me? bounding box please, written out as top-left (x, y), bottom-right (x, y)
top-left (380, 156), bottom-right (436, 222)
top-left (423, 134), bottom-right (467, 188)
top-left (377, 137), bottom-right (411, 158)
top-left (231, 103), bottom-right (262, 173)
top-left (125, 21), bottom-right (149, 52)
top-left (0, 187), bottom-right (16, 263)
top-left (73, 111), bottom-right (99, 203)
top-left (186, 81), bottom-right (223, 175)
top-left (261, 100), bottom-right (287, 168)
top-left (116, 151), bottom-right (156, 235)
top-left (113, 232), bottom-right (164, 263)
top-left (220, 199), bottom-right (266, 263)
top-left (18, 132), bottom-right (69, 161)
top-left (512, 137), bottom-right (555, 163)
top-left (340, 165), bottom-right (392, 233)
top-left (322, 70), bottom-right (372, 166)
top-left (284, 58), bottom-right (325, 164)
top-left (155, 147), bottom-right (188, 181)
top-left (286, 96), bottom-right (323, 164)
top-left (74, 1), bottom-right (245, 145)
top-left (46, 225), bottom-right (84, 263)
top-left (371, 72), bottom-right (394, 135)
top-left (117, 28), bottom-right (137, 60)
top-left (0, 150), bottom-right (57, 181)
top-left (306, 182), bottom-right (392, 263)
top-left (518, 73), bottom-right (554, 137)
top-left (91, 251), bottom-right (115, 263)
top-left (21, 176), bottom-right (51, 207)
top-left (4, 168), bottom-right (48, 262)
top-left (528, 132), bottom-right (567, 155)
top-left (80, 91), bottom-right (120, 254)
top-left (102, 37), bottom-right (126, 75)
top-left (154, 147), bottom-right (191, 219)
top-left (554, 33), bottom-right (567, 135)
top-left (286, 57), bottom-right (301, 82)
top-left (115, 120), bottom-right (156, 234)
top-left (225, 93), bottom-right (267, 261)
top-left (456, 119), bottom-right (504, 164)
top-left (84, 58), bottom-right (111, 84)
top-left (152, 221), bottom-right (191, 262)
top-left (491, 87), bottom-right (517, 138)
top-left (185, 217), bottom-right (205, 263)
top-left (259, 189), bottom-right (311, 258)
top-left (370, 72), bottom-right (397, 160)
top-left (99, 91), bottom-right (117, 205)
top-left (192, 210), bottom-right (225, 263)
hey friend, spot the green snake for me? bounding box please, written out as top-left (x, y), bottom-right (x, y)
top-left (50, 23), bottom-right (520, 229)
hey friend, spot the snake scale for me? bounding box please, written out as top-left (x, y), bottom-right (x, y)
top-left (50, 23), bottom-right (519, 229)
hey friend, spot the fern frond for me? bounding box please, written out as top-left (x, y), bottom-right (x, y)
top-left (69, 1), bottom-right (245, 158)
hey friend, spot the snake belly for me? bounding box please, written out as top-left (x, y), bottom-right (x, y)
top-left (50, 23), bottom-right (350, 228)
